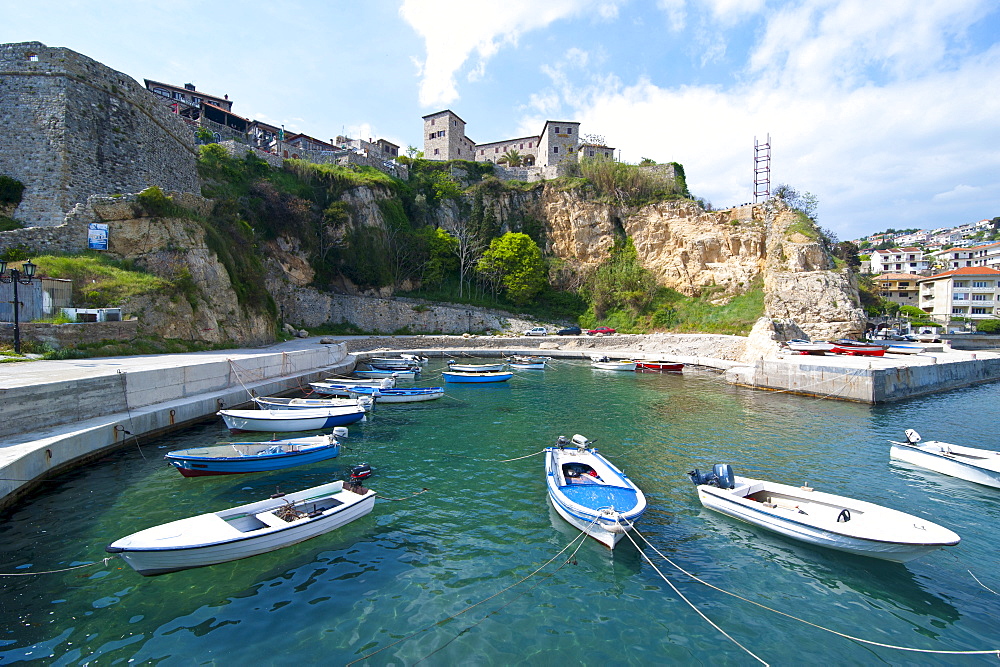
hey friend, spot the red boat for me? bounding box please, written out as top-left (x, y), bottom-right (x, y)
top-left (830, 340), bottom-right (885, 357)
top-left (634, 360), bottom-right (685, 372)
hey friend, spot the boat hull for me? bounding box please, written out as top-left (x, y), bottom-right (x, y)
top-left (166, 442), bottom-right (341, 477)
top-left (254, 396), bottom-right (371, 411)
top-left (353, 369), bottom-right (420, 379)
top-left (695, 476), bottom-right (959, 562)
top-left (447, 362), bottom-right (508, 372)
top-left (591, 361), bottom-right (637, 371)
top-left (890, 442), bottom-right (1000, 489)
top-left (442, 371), bottom-right (513, 383)
top-left (218, 408), bottom-right (365, 433)
top-left (347, 387), bottom-right (445, 403)
top-left (635, 361), bottom-right (684, 371)
top-left (107, 482), bottom-right (376, 575)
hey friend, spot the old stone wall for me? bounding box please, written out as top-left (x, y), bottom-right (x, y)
top-left (0, 41), bottom-right (199, 228)
top-left (0, 320), bottom-right (138, 349)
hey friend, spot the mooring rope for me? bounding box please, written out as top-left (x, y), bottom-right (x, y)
top-left (970, 570), bottom-right (1000, 596)
top-left (227, 358), bottom-right (257, 401)
top-left (378, 488), bottom-right (430, 502)
top-left (629, 526), bottom-right (1000, 657)
top-left (346, 523), bottom-right (594, 666)
top-left (619, 523), bottom-right (769, 665)
top-left (116, 370), bottom-right (145, 460)
top-left (0, 558), bottom-right (112, 577)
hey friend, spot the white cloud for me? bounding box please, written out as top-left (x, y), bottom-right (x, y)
top-left (565, 4), bottom-right (1000, 238)
top-left (399, 0), bottom-right (625, 108)
top-left (656, 0), bottom-right (686, 31)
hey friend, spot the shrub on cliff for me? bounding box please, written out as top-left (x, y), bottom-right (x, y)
top-left (0, 175), bottom-right (25, 206)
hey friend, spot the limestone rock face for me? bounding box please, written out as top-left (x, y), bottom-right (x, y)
top-left (84, 193), bottom-right (272, 344)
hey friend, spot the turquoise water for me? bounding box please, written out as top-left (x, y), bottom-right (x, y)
top-left (1, 360), bottom-right (999, 664)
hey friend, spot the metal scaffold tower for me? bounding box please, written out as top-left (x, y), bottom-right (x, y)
top-left (754, 134), bottom-right (771, 203)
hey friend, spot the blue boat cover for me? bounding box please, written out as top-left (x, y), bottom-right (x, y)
top-left (560, 485), bottom-right (638, 512)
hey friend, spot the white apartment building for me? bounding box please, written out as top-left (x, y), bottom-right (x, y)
top-left (931, 241), bottom-right (1000, 270)
top-left (918, 266), bottom-right (1000, 327)
top-left (869, 248), bottom-right (931, 275)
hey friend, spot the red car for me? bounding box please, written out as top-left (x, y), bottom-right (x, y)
top-left (587, 327), bottom-right (617, 335)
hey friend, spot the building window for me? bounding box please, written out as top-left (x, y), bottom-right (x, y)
top-left (953, 294), bottom-right (969, 301)
top-left (972, 307), bottom-right (989, 314)
top-left (458, 149), bottom-right (461, 155)
top-left (972, 294), bottom-right (989, 301)
top-left (495, 147), bottom-right (499, 153)
top-left (27, 53), bottom-right (39, 61)
top-left (555, 127), bottom-right (560, 133)
top-left (528, 142), bottom-right (533, 148)
top-left (519, 143), bottom-right (523, 149)
top-left (480, 149), bottom-right (484, 155)
top-left (553, 147), bottom-right (558, 153)
top-left (973, 281), bottom-right (990, 288)
top-left (453, 120), bottom-right (456, 126)
top-left (431, 119), bottom-right (435, 125)
top-left (192, 97), bottom-right (201, 105)
top-left (434, 148), bottom-right (440, 155)
top-left (589, 150), bottom-right (594, 156)
top-left (952, 308), bottom-right (967, 314)
top-left (172, 92), bottom-right (184, 100)
top-left (567, 127), bottom-right (572, 134)
top-left (154, 88), bottom-right (169, 97)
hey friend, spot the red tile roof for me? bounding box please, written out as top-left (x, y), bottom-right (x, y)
top-left (920, 266), bottom-right (1000, 281)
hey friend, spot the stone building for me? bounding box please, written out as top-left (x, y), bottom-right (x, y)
top-left (421, 109), bottom-right (612, 178)
top-left (0, 42), bottom-right (199, 227)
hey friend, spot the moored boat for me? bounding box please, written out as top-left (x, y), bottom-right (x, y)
top-left (688, 464), bottom-right (960, 562)
top-left (782, 339), bottom-right (836, 354)
top-left (590, 356), bottom-right (637, 371)
top-left (309, 377), bottom-right (395, 395)
top-left (634, 360), bottom-right (684, 372)
top-left (890, 429), bottom-right (1000, 489)
top-left (218, 405), bottom-right (366, 433)
top-left (367, 356), bottom-right (421, 369)
top-left (830, 340), bottom-right (885, 356)
top-left (346, 386), bottom-right (445, 403)
top-left (106, 479), bottom-right (376, 575)
top-left (253, 396), bottom-right (373, 412)
top-left (354, 367), bottom-right (421, 379)
top-left (506, 355), bottom-right (548, 369)
top-left (164, 429), bottom-right (347, 477)
top-left (545, 435), bottom-right (647, 548)
top-left (441, 370), bottom-right (513, 383)
top-left (447, 360), bottom-right (508, 372)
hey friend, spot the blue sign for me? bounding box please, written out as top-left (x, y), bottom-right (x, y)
top-left (88, 223), bottom-right (108, 250)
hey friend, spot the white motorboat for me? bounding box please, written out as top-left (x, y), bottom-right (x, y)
top-left (507, 355), bottom-right (548, 369)
top-left (545, 435), bottom-right (647, 548)
top-left (309, 377), bottom-right (395, 395)
top-left (346, 386), bottom-right (445, 403)
top-left (367, 357), bottom-right (419, 369)
top-left (354, 368), bottom-right (420, 379)
top-left (782, 339), bottom-right (836, 354)
top-left (890, 429), bottom-right (1000, 489)
top-left (447, 360), bottom-right (508, 372)
top-left (218, 405), bottom-right (366, 433)
top-left (590, 356), bottom-right (637, 371)
top-left (253, 396), bottom-right (373, 412)
top-left (106, 480), bottom-right (376, 575)
top-left (400, 353), bottom-right (429, 364)
top-left (688, 464), bottom-right (960, 562)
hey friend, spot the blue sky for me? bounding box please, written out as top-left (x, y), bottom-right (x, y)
top-left (4, 0), bottom-right (999, 241)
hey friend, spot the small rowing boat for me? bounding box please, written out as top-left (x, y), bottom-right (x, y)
top-left (441, 370), bottom-right (513, 383)
top-left (545, 435), bottom-right (647, 548)
top-left (590, 356), bottom-right (637, 371)
top-left (218, 405), bottom-right (366, 433)
top-left (165, 429), bottom-right (347, 477)
top-left (346, 386), bottom-right (445, 403)
top-left (106, 479), bottom-right (376, 575)
top-left (309, 377), bottom-right (395, 395)
top-left (447, 360), bottom-right (508, 372)
top-left (253, 396), bottom-right (373, 412)
top-left (507, 355), bottom-right (548, 369)
top-left (634, 360), bottom-right (684, 372)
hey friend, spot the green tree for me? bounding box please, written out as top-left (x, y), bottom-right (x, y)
top-left (498, 150), bottom-right (523, 167)
top-left (584, 237), bottom-right (657, 319)
top-left (422, 227), bottom-right (459, 286)
top-left (772, 184), bottom-right (818, 220)
top-left (476, 232), bottom-right (546, 305)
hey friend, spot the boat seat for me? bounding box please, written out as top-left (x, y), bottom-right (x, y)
top-left (256, 511), bottom-right (295, 528)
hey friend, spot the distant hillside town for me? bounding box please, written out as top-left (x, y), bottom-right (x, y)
top-left (855, 216), bottom-right (1000, 332)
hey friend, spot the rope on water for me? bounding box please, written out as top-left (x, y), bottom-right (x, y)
top-left (619, 521), bottom-right (768, 665)
top-left (970, 570), bottom-right (1000, 596)
top-left (629, 526), bottom-right (1000, 657)
top-left (497, 449), bottom-right (546, 463)
top-left (116, 370), bottom-right (145, 460)
top-left (378, 488), bottom-right (430, 502)
top-left (0, 558), bottom-right (113, 577)
top-left (346, 522), bottom-right (593, 666)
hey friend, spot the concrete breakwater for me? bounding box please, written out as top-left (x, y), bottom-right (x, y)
top-left (0, 340), bottom-right (351, 509)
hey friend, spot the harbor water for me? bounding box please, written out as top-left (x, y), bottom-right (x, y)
top-left (1, 359), bottom-right (998, 664)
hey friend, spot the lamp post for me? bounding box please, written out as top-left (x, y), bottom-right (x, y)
top-left (0, 259), bottom-right (37, 354)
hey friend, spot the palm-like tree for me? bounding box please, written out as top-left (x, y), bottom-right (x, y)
top-left (498, 150), bottom-right (523, 167)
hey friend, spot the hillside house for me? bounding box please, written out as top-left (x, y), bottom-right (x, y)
top-left (918, 266), bottom-right (1000, 328)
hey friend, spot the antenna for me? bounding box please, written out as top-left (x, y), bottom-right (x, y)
top-left (754, 134), bottom-right (771, 203)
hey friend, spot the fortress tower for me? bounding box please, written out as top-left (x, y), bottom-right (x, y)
top-left (0, 42), bottom-right (199, 227)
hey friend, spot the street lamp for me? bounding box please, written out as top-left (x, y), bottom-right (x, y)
top-left (0, 259), bottom-right (37, 354)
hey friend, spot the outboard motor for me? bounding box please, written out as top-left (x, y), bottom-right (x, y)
top-left (571, 434), bottom-right (590, 450)
top-left (687, 464), bottom-right (736, 489)
top-left (905, 429), bottom-right (921, 444)
top-left (713, 463), bottom-right (735, 490)
top-left (350, 463), bottom-right (372, 482)
top-left (333, 427), bottom-right (349, 440)
top-left (556, 435), bottom-right (570, 449)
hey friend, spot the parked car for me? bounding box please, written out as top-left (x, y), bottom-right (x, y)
top-left (557, 326), bottom-right (582, 336)
top-left (523, 326), bottom-right (549, 336)
top-left (587, 327), bottom-right (617, 335)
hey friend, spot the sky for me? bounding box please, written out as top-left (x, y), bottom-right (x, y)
top-left (4, 0), bottom-right (999, 241)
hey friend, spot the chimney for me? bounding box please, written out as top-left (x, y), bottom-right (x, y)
top-left (184, 83), bottom-right (195, 91)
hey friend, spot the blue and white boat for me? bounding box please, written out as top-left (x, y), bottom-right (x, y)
top-left (507, 355), bottom-right (548, 369)
top-left (253, 396), bottom-right (373, 411)
top-left (544, 435), bottom-right (647, 548)
top-left (890, 429), bottom-right (1000, 489)
top-left (441, 370), bottom-right (513, 383)
top-left (447, 360), bottom-right (508, 372)
top-left (309, 377), bottom-right (395, 397)
top-left (164, 429), bottom-right (347, 477)
top-left (346, 386), bottom-right (445, 403)
top-left (218, 405), bottom-right (366, 433)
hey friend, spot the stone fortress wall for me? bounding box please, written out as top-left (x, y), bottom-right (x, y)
top-left (0, 42), bottom-right (199, 227)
